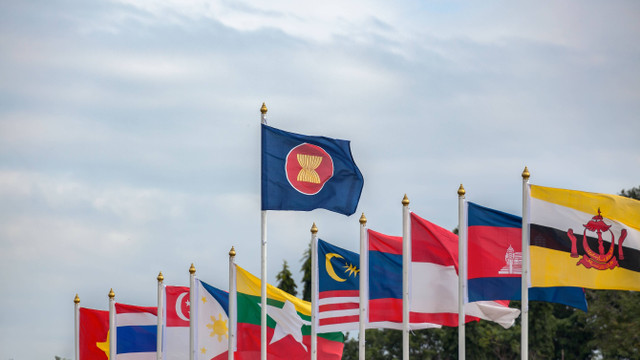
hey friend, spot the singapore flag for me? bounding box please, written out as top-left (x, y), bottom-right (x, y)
top-left (164, 285), bottom-right (190, 359)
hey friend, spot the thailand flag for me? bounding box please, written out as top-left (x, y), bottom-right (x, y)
top-left (410, 212), bottom-right (520, 328)
top-left (467, 202), bottom-right (587, 311)
top-left (115, 303), bottom-right (157, 360)
top-left (164, 286), bottom-right (190, 359)
top-left (317, 239), bottom-right (361, 332)
top-left (367, 229), bottom-right (440, 330)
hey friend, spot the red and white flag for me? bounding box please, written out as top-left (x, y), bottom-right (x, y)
top-left (164, 286), bottom-right (190, 359)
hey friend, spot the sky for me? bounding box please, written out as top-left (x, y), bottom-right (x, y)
top-left (1, 0), bottom-right (639, 358)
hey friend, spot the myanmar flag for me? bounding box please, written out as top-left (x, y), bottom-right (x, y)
top-left (235, 266), bottom-right (344, 360)
top-left (529, 185), bottom-right (640, 291)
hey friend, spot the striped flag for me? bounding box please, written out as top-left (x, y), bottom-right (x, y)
top-left (529, 184), bottom-right (640, 291)
top-left (316, 239), bottom-right (361, 332)
top-left (115, 303), bottom-right (157, 360)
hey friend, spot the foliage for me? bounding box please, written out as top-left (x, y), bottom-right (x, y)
top-left (300, 241), bottom-right (312, 301)
top-left (275, 260), bottom-right (297, 297)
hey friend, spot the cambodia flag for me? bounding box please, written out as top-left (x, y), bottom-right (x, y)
top-left (261, 124), bottom-right (363, 216)
top-left (79, 307), bottom-right (109, 360)
top-left (467, 202), bottom-right (588, 311)
top-left (317, 239), bottom-right (361, 332)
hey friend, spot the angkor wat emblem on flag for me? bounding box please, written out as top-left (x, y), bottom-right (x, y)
top-left (567, 209), bottom-right (627, 270)
top-left (498, 245), bottom-right (522, 275)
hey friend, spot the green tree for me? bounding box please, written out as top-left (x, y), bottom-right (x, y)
top-left (275, 260), bottom-right (297, 297)
top-left (300, 241), bottom-right (312, 301)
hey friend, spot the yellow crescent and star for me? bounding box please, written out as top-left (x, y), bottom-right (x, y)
top-left (325, 253), bottom-right (359, 282)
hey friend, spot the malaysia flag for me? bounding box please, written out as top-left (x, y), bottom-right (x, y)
top-left (164, 286), bottom-right (190, 359)
top-left (317, 239), bottom-right (361, 332)
top-left (115, 303), bottom-right (157, 360)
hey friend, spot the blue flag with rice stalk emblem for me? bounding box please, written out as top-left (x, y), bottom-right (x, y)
top-left (261, 124), bottom-right (364, 216)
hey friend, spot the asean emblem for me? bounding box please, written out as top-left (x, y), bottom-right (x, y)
top-left (285, 143), bottom-right (334, 195)
top-left (567, 209), bottom-right (627, 270)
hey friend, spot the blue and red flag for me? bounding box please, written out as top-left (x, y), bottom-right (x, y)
top-left (115, 303), bottom-right (158, 359)
top-left (261, 124), bottom-right (364, 216)
top-left (317, 239), bottom-right (360, 332)
top-left (367, 229), bottom-right (404, 329)
top-left (467, 202), bottom-right (588, 311)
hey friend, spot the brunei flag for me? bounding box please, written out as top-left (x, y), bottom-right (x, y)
top-left (529, 185), bottom-right (640, 291)
top-left (235, 265), bottom-right (344, 360)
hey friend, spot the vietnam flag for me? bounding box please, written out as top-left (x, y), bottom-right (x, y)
top-left (235, 265), bottom-right (344, 360)
top-left (79, 307), bottom-right (109, 360)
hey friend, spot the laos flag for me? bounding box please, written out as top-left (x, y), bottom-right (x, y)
top-left (261, 124), bottom-right (364, 216)
top-left (467, 202), bottom-right (587, 311)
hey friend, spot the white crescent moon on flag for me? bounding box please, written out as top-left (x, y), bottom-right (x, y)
top-left (175, 291), bottom-right (190, 321)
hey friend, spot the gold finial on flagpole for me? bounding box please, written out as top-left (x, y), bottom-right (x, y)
top-left (402, 194), bottom-right (410, 206)
top-left (359, 213), bottom-right (367, 225)
top-left (522, 166), bottom-right (530, 180)
top-left (229, 246), bottom-right (236, 257)
top-left (108, 288), bottom-right (115, 299)
top-left (311, 222), bottom-right (318, 234)
top-left (189, 263), bottom-right (196, 274)
top-left (261, 102), bottom-right (268, 114)
top-left (458, 184), bottom-right (466, 196)
top-left (157, 271), bottom-right (164, 282)
top-left (74, 294), bottom-right (80, 304)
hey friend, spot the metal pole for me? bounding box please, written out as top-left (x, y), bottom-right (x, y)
top-left (260, 103), bottom-right (268, 360)
top-left (74, 294), bottom-right (80, 360)
top-left (229, 247), bottom-right (237, 360)
top-left (402, 194), bottom-right (410, 360)
top-left (109, 289), bottom-right (116, 360)
top-left (157, 272), bottom-right (164, 360)
top-left (189, 264), bottom-right (196, 360)
top-left (521, 167), bottom-right (530, 360)
top-left (311, 223), bottom-right (318, 360)
top-left (359, 213), bottom-right (367, 360)
top-left (457, 185), bottom-right (466, 360)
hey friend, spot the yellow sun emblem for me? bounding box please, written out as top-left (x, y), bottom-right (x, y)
top-left (206, 313), bottom-right (228, 342)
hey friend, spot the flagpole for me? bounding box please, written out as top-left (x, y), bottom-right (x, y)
top-left (229, 247), bottom-right (237, 360)
top-left (358, 213), bottom-right (367, 360)
top-left (109, 289), bottom-right (116, 360)
top-left (457, 185), bottom-right (467, 360)
top-left (74, 294), bottom-right (80, 360)
top-left (260, 103), bottom-right (268, 360)
top-left (189, 264), bottom-right (196, 360)
top-left (402, 194), bottom-right (410, 360)
top-left (157, 272), bottom-right (164, 360)
top-left (311, 223), bottom-right (319, 360)
top-left (521, 167), bottom-right (530, 360)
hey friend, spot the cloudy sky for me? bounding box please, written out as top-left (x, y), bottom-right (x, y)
top-left (1, 0), bottom-right (639, 358)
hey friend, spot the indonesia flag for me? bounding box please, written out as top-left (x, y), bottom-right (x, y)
top-left (115, 303), bottom-right (157, 360)
top-left (410, 212), bottom-right (520, 328)
top-left (317, 239), bottom-right (361, 332)
top-left (164, 286), bottom-right (190, 359)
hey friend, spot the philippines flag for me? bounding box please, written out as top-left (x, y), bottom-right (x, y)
top-left (410, 212), bottom-right (520, 328)
top-left (195, 279), bottom-right (229, 360)
top-left (115, 303), bottom-right (157, 360)
top-left (164, 286), bottom-right (190, 359)
top-left (467, 202), bottom-right (588, 311)
top-left (317, 239), bottom-right (361, 332)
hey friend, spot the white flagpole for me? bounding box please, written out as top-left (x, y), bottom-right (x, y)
top-left (109, 289), bottom-right (116, 360)
top-left (189, 264), bottom-right (196, 360)
top-left (260, 103), bottom-right (268, 360)
top-left (402, 194), bottom-right (410, 360)
top-left (157, 272), bottom-right (164, 360)
top-left (521, 167), bottom-right (530, 360)
top-left (74, 294), bottom-right (80, 360)
top-left (229, 247), bottom-right (237, 360)
top-left (457, 185), bottom-right (467, 360)
top-left (311, 223), bottom-right (318, 360)
top-left (358, 213), bottom-right (367, 360)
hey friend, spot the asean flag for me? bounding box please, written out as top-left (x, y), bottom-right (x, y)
top-left (79, 307), bottom-right (109, 360)
top-left (261, 124), bottom-right (364, 216)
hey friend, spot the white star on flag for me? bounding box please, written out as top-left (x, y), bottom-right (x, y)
top-left (264, 300), bottom-right (311, 351)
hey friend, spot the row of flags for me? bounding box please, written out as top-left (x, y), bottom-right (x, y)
top-left (75, 110), bottom-right (639, 359)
